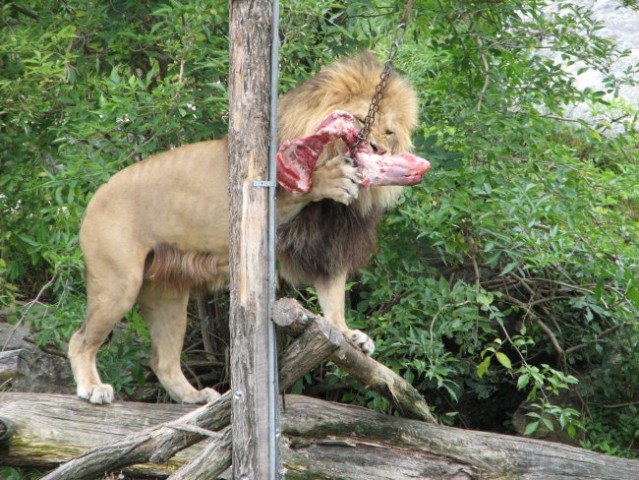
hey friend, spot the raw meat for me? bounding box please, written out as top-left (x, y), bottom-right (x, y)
top-left (276, 110), bottom-right (430, 193)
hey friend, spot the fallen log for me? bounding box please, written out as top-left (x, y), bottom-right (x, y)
top-left (24, 297), bottom-right (433, 479)
top-left (2, 392), bottom-right (639, 479)
top-left (0, 392), bottom-right (198, 476)
top-left (33, 310), bottom-right (343, 480)
top-left (5, 298), bottom-right (636, 479)
top-left (167, 426), bottom-right (231, 480)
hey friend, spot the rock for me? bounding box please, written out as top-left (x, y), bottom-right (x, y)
top-left (0, 319), bottom-right (74, 395)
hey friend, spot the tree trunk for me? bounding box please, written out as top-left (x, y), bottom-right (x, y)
top-left (2, 392), bottom-right (638, 480)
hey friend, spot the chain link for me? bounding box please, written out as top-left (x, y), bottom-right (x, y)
top-left (350, 21), bottom-right (409, 158)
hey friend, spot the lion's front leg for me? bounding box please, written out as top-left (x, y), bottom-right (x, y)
top-left (314, 271), bottom-right (375, 355)
top-left (277, 154), bottom-right (360, 224)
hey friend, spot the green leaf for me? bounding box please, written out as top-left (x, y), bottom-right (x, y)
top-left (517, 373), bottom-right (530, 390)
top-left (495, 352), bottom-right (512, 370)
top-left (523, 421), bottom-right (540, 436)
top-left (477, 356), bottom-right (492, 378)
top-left (541, 417), bottom-right (555, 432)
top-left (17, 235), bottom-right (41, 248)
top-left (476, 292), bottom-right (493, 307)
top-left (500, 262), bottom-right (518, 276)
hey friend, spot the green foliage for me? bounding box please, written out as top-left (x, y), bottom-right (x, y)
top-left (1, 0), bottom-right (231, 301)
top-left (0, 467), bottom-right (44, 480)
top-left (1, 0), bottom-right (638, 459)
top-left (334, 0), bottom-right (639, 456)
top-left (97, 312), bottom-right (151, 397)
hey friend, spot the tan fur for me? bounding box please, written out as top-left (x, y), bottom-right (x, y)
top-left (145, 243), bottom-right (228, 292)
top-left (69, 52), bottom-right (419, 404)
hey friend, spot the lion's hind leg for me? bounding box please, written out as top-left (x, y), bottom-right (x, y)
top-left (138, 282), bottom-right (221, 404)
top-left (69, 269), bottom-right (143, 404)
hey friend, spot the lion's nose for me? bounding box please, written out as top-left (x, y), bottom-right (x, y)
top-left (370, 141), bottom-right (387, 155)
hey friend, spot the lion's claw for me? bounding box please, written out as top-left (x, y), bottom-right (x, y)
top-left (78, 384), bottom-right (115, 405)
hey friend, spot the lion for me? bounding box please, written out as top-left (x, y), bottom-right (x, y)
top-left (69, 52), bottom-right (419, 404)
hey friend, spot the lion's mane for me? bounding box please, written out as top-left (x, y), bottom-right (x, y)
top-left (276, 53), bottom-right (419, 284)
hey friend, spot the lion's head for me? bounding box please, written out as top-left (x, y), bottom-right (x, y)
top-left (278, 52), bottom-right (419, 212)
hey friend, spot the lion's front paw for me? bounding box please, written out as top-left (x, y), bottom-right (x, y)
top-left (78, 383), bottom-right (115, 405)
top-left (311, 156), bottom-right (360, 205)
top-left (348, 329), bottom-right (375, 355)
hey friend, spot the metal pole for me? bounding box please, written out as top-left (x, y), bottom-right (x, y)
top-left (267, 0), bottom-right (281, 478)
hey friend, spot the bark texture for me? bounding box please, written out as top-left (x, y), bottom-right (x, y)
top-left (2, 393), bottom-right (639, 479)
top-left (228, 0), bottom-right (277, 477)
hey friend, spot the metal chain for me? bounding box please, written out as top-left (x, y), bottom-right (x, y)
top-left (351, 0), bottom-right (413, 157)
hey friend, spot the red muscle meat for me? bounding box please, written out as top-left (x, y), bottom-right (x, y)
top-left (276, 110), bottom-right (430, 193)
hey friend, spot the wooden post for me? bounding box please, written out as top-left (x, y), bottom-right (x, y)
top-left (228, 0), bottom-right (279, 479)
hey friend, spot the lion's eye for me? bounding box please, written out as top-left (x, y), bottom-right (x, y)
top-left (386, 129), bottom-right (395, 136)
top-left (354, 116), bottom-right (365, 126)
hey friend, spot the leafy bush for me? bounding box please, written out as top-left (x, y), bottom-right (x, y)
top-left (333, 0), bottom-right (639, 455)
top-left (0, 467), bottom-right (44, 480)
